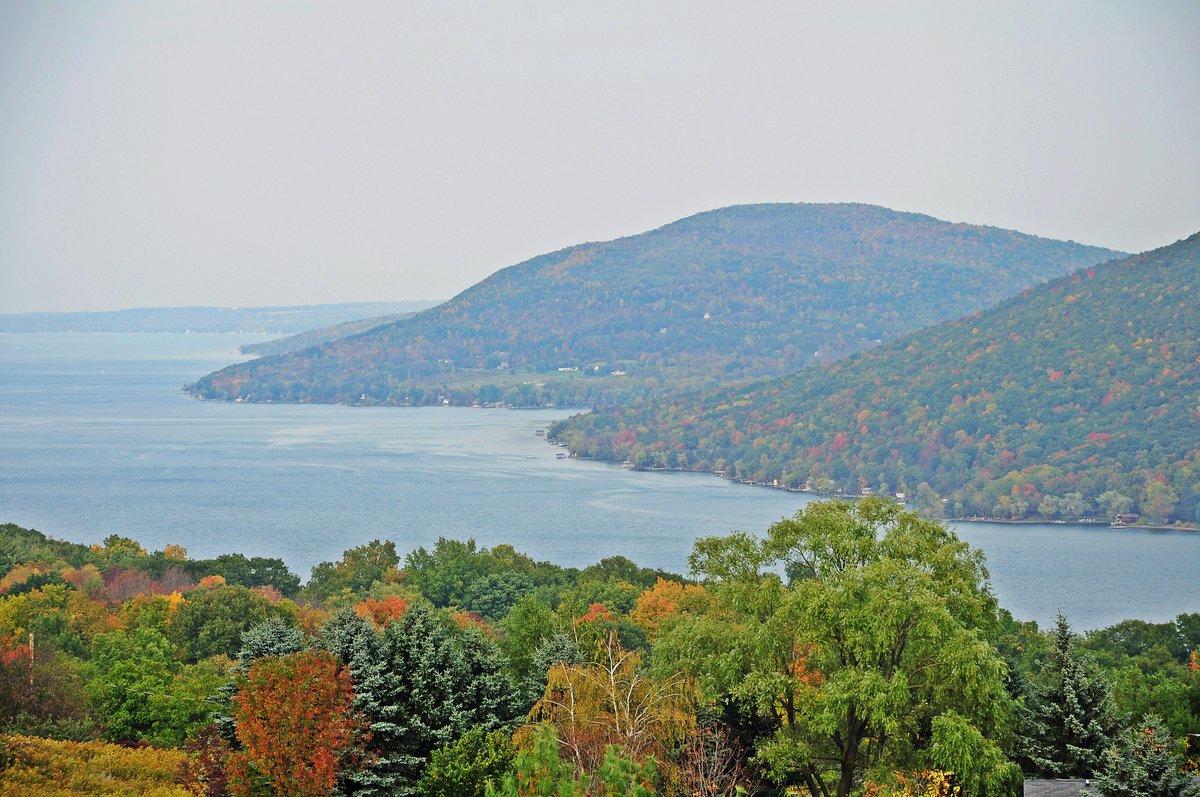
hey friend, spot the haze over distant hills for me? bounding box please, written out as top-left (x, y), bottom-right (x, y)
top-left (187, 203), bottom-right (1121, 406)
top-left (552, 231), bottom-right (1200, 526)
top-left (237, 311), bottom-right (429, 357)
top-left (0, 301), bottom-right (441, 334)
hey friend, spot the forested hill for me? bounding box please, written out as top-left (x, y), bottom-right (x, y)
top-left (186, 203), bottom-right (1120, 406)
top-left (551, 232), bottom-right (1200, 526)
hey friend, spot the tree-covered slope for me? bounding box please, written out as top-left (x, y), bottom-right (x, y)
top-left (237, 308), bottom-right (433, 357)
top-left (186, 204), bottom-right (1119, 406)
top-left (551, 232), bottom-right (1200, 525)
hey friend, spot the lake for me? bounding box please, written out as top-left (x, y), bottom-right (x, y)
top-left (1, 332), bottom-right (1196, 630)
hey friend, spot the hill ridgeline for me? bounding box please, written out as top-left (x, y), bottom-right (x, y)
top-left (186, 203), bottom-right (1120, 407)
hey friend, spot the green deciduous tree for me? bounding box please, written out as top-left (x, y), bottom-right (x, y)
top-left (657, 498), bottom-right (1017, 797)
top-left (418, 727), bottom-right (516, 797)
top-left (196, 553), bottom-right (302, 597)
top-left (499, 595), bottom-right (557, 690)
top-left (463, 572), bottom-right (536, 621)
top-left (171, 584), bottom-right (292, 662)
top-left (403, 538), bottom-right (500, 608)
top-left (86, 627), bottom-right (223, 746)
top-left (486, 723), bottom-right (658, 797)
top-left (1097, 491), bottom-right (1134, 519)
top-left (306, 540), bottom-right (401, 604)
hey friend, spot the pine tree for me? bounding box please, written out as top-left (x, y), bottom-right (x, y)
top-left (1092, 714), bottom-right (1200, 797)
top-left (237, 617), bottom-right (305, 663)
top-left (1009, 659), bottom-right (1052, 774)
top-left (1017, 614), bottom-right (1120, 777)
top-left (322, 603), bottom-right (521, 796)
top-left (211, 616), bottom-right (309, 743)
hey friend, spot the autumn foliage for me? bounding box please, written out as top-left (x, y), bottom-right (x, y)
top-left (629, 579), bottom-right (708, 638)
top-left (865, 770), bottom-right (961, 797)
top-left (555, 234), bottom-right (1200, 526)
top-left (229, 650), bottom-right (366, 797)
top-left (530, 633), bottom-right (696, 772)
top-left (0, 734), bottom-right (190, 797)
top-left (352, 595), bottom-right (408, 627)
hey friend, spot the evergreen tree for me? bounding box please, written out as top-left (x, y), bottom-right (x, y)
top-left (1091, 714), bottom-right (1200, 797)
top-left (212, 616), bottom-right (309, 744)
top-left (459, 628), bottom-right (524, 729)
top-left (517, 633), bottom-right (584, 709)
top-left (237, 617), bottom-right (306, 663)
top-left (1008, 659), bottom-right (1051, 774)
top-left (1018, 614), bottom-right (1120, 777)
top-left (321, 603), bottom-right (521, 796)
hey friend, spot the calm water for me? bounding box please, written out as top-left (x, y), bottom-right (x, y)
top-left (1, 333), bottom-right (1196, 630)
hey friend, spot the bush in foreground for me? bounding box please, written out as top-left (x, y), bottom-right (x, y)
top-left (0, 734), bottom-right (190, 797)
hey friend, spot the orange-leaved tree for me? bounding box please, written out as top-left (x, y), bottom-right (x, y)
top-left (864, 770), bottom-right (961, 797)
top-left (230, 649), bottom-right (368, 797)
top-left (628, 578), bottom-right (709, 639)
top-left (353, 595), bottom-right (408, 627)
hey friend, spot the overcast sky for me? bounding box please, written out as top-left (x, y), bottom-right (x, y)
top-left (1, 1), bottom-right (1197, 313)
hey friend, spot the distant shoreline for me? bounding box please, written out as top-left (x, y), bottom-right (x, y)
top-left (951, 516), bottom-right (1198, 532)
top-left (587, 457), bottom-right (1200, 532)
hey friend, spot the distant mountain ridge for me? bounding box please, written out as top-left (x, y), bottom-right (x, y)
top-left (551, 232), bottom-right (1200, 525)
top-left (0, 301), bottom-right (441, 334)
top-left (187, 203), bottom-right (1121, 406)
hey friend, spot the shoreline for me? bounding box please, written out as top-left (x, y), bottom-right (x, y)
top-left (574, 455), bottom-right (1200, 533)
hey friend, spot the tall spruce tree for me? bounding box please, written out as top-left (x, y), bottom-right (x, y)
top-left (322, 603), bottom-right (521, 796)
top-left (1017, 614), bottom-right (1120, 777)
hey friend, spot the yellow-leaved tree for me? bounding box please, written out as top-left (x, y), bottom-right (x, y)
top-left (527, 631), bottom-right (697, 773)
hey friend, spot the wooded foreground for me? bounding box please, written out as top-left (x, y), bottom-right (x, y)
top-left (2, 499), bottom-right (1198, 796)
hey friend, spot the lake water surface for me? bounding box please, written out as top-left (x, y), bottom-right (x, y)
top-left (1, 333), bottom-right (1196, 630)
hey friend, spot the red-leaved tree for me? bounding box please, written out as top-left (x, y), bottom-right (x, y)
top-left (230, 649), bottom-right (367, 797)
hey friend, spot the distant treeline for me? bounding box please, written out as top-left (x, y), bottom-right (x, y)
top-left (0, 301), bottom-right (440, 334)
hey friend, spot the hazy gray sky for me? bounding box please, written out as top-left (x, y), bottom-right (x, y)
top-left (1, 1), bottom-right (1197, 313)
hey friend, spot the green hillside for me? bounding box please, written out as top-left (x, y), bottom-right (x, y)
top-left (186, 204), bottom-right (1119, 406)
top-left (551, 232), bottom-right (1200, 525)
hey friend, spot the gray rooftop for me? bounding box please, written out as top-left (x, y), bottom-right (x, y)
top-left (1023, 780), bottom-right (1092, 797)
